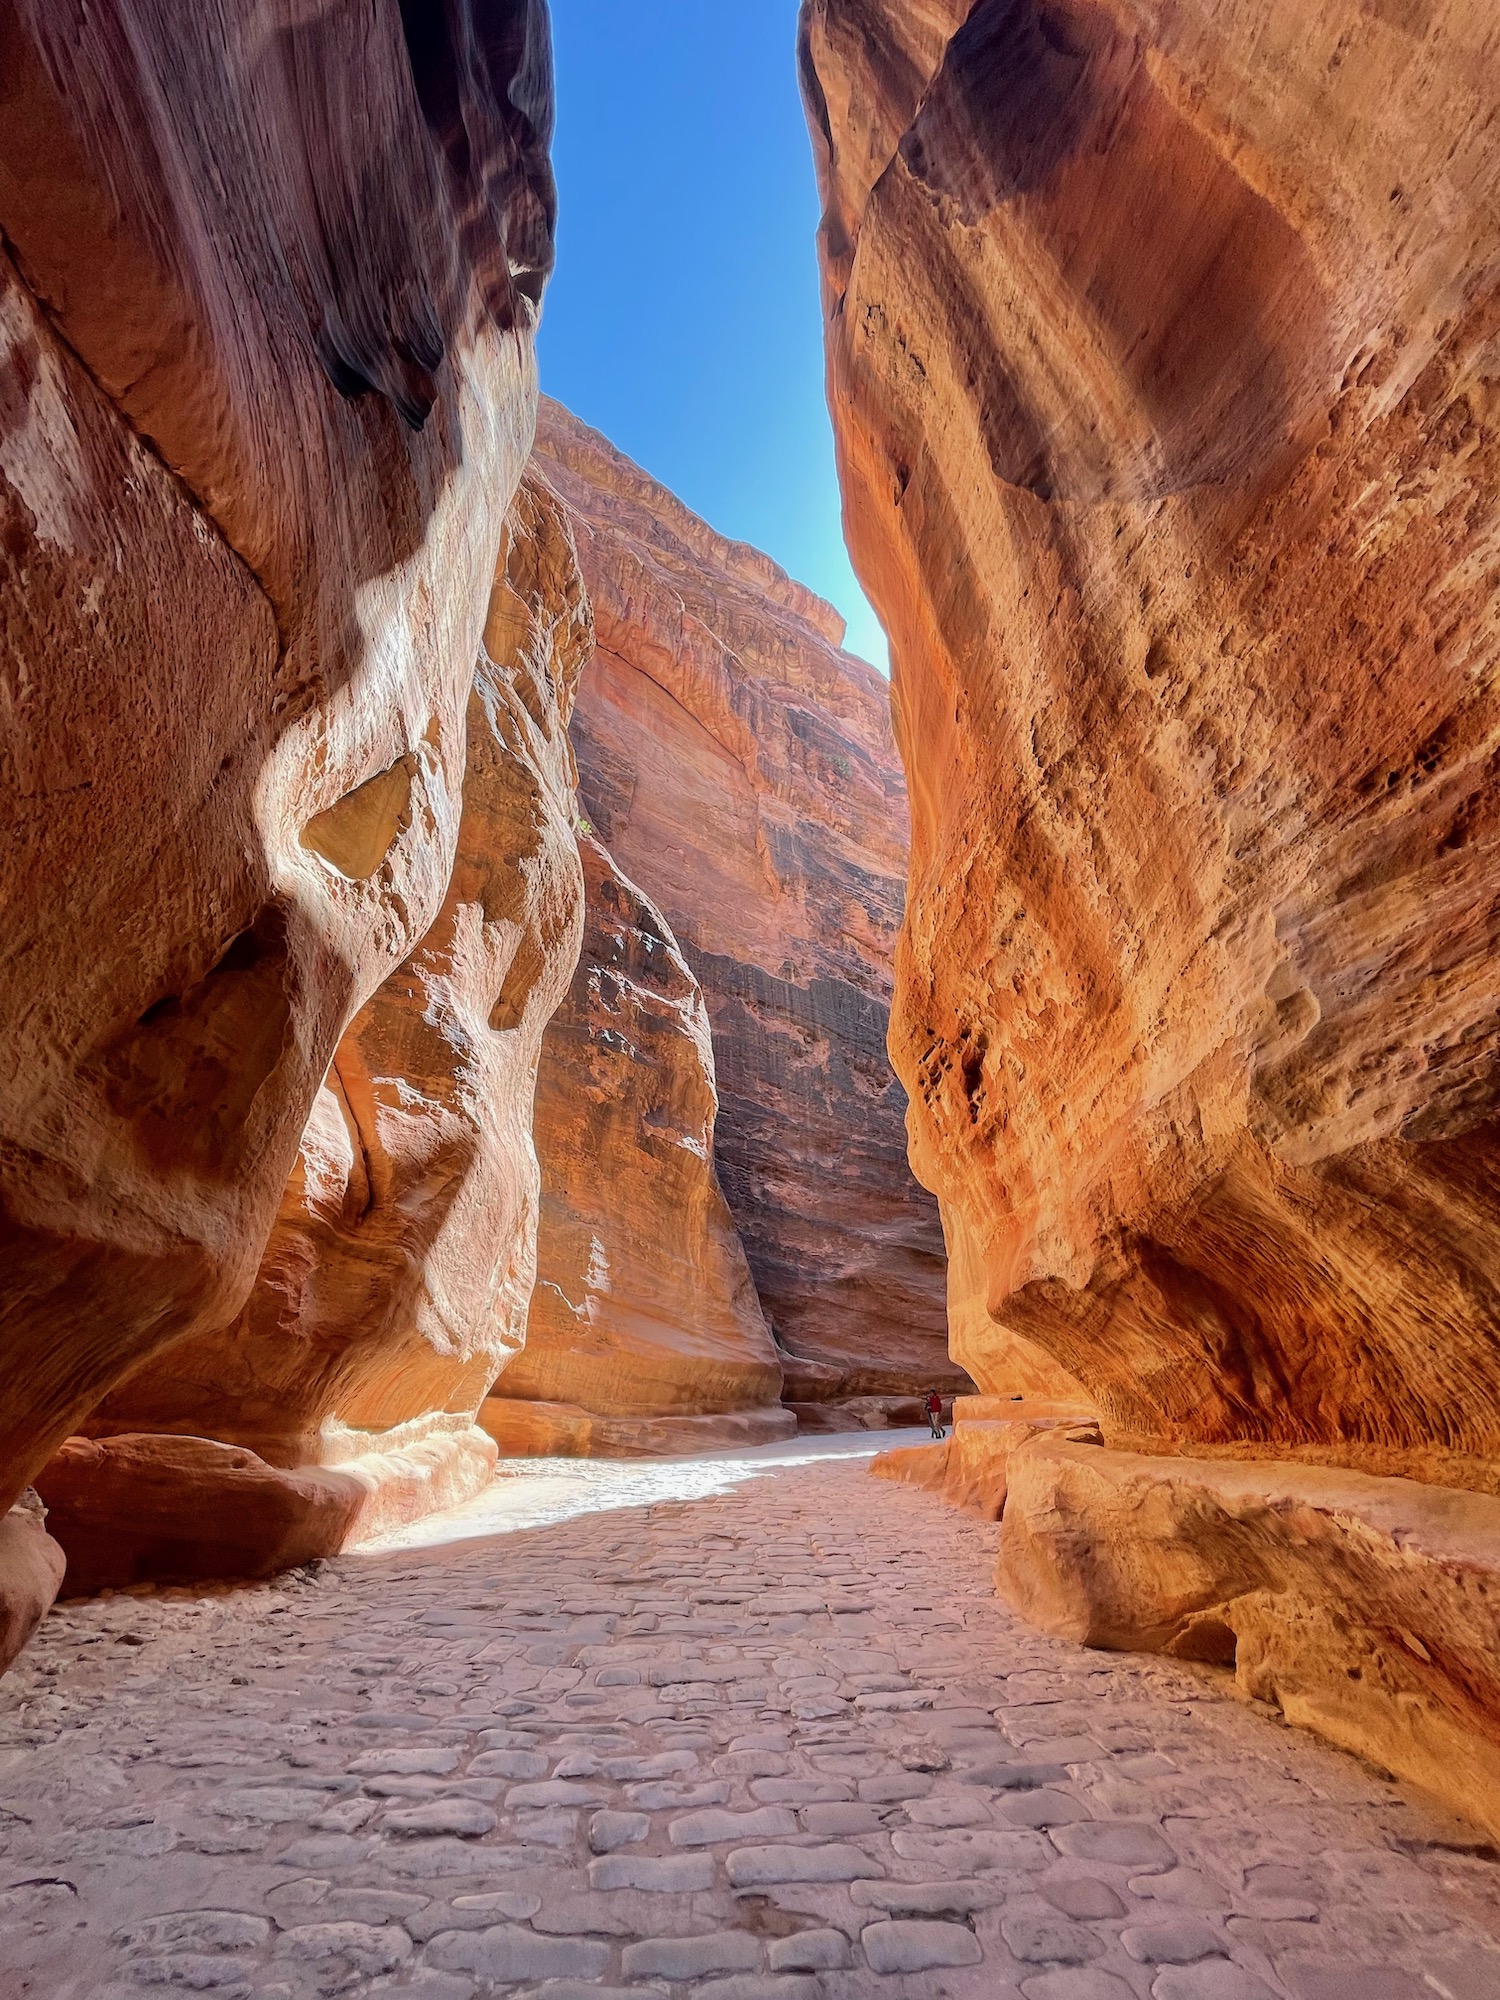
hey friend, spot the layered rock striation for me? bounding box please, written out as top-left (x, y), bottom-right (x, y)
top-left (801, 0), bottom-right (1500, 1825)
top-left (799, 0), bottom-right (1500, 1473)
top-left (533, 400), bottom-right (956, 1405)
top-left (40, 469), bottom-right (589, 1587)
top-left (0, 2), bottom-right (556, 1539)
top-left (492, 834), bottom-right (784, 1435)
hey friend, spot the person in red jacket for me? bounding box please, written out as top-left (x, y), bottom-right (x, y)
top-left (925, 1389), bottom-right (945, 1440)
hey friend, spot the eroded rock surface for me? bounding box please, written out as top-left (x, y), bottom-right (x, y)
top-left (873, 1403), bottom-right (1098, 1522)
top-left (44, 470), bottom-right (588, 1585)
top-left (0, 2), bottom-right (556, 1527)
top-left (500, 835), bottom-right (783, 1424)
top-left (798, 0), bottom-right (1500, 1475)
top-left (533, 401), bottom-right (956, 1401)
top-left (1000, 1437), bottom-right (1500, 1847)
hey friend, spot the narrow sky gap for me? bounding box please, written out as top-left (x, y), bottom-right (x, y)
top-left (539, 0), bottom-right (890, 672)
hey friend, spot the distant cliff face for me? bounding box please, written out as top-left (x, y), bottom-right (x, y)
top-left (0, 0), bottom-right (556, 1513)
top-left (503, 835), bottom-right (783, 1418)
top-left (798, 0), bottom-right (1500, 1476)
top-left (533, 400), bottom-right (955, 1397)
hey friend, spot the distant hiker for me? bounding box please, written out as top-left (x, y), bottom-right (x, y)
top-left (925, 1390), bottom-right (945, 1440)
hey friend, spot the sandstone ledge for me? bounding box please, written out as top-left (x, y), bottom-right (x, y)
top-left (998, 1438), bottom-right (1500, 1846)
top-left (872, 1415), bottom-right (1096, 1520)
top-left (35, 1427), bottom-right (497, 1594)
top-left (479, 1398), bottom-right (797, 1460)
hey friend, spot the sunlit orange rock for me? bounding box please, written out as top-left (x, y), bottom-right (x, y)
top-left (534, 401), bottom-right (958, 1403)
top-left (803, 0), bottom-right (1500, 1831)
top-left (799, 0), bottom-right (1500, 1477)
top-left (37, 1431), bottom-right (496, 1598)
top-left (0, 0), bottom-right (556, 1569)
top-left (501, 835), bottom-right (784, 1426)
top-left (872, 1404), bottom-right (1101, 1520)
top-left (41, 472), bottom-right (588, 1586)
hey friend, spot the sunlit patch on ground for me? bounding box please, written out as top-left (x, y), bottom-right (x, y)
top-left (358, 1431), bottom-right (929, 1554)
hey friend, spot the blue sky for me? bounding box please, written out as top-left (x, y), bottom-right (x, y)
top-left (538, 0), bottom-right (889, 671)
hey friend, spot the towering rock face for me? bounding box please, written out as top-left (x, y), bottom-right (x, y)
top-left (498, 835), bottom-right (783, 1423)
top-left (0, 0), bottom-right (556, 1525)
top-left (38, 471), bottom-right (589, 1590)
top-left (533, 401), bottom-right (956, 1402)
top-left (802, 0), bottom-right (1500, 1828)
top-left (800, 0), bottom-right (1500, 1478)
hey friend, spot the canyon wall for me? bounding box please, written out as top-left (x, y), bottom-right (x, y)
top-left (38, 472), bottom-right (588, 1592)
top-left (800, 0), bottom-right (1500, 1471)
top-left (488, 833), bottom-right (786, 1446)
top-left (533, 401), bottom-right (958, 1410)
top-left (801, 0), bottom-right (1500, 1825)
top-left (0, 0), bottom-right (556, 1627)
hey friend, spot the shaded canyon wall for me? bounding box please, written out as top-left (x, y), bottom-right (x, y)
top-left (492, 834), bottom-right (785, 1431)
top-left (39, 472), bottom-right (589, 1593)
top-left (801, 0), bottom-right (1500, 1831)
top-left (0, 0), bottom-right (558, 1635)
top-left (799, 0), bottom-right (1500, 1471)
top-left (532, 401), bottom-right (958, 1411)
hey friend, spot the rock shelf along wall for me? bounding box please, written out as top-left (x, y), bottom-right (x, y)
top-left (800, 0), bottom-right (1500, 1831)
top-left (0, 0), bottom-right (558, 1649)
top-left (532, 400), bottom-right (959, 1411)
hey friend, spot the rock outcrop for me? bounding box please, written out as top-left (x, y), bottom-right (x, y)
top-left (496, 835), bottom-right (784, 1428)
top-left (0, 0), bottom-right (556, 1562)
top-left (799, 0), bottom-right (1500, 1472)
top-left (872, 1399), bottom-right (1098, 1519)
top-left (1000, 1437), bottom-right (1500, 1848)
top-left (533, 400), bottom-right (957, 1404)
top-left (39, 470), bottom-right (589, 1587)
top-left (801, 0), bottom-right (1500, 1824)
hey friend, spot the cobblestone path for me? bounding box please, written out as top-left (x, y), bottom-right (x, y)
top-left (2, 1438), bottom-right (1498, 2000)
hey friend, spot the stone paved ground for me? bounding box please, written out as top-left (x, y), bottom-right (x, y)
top-left (3, 1436), bottom-right (1499, 2000)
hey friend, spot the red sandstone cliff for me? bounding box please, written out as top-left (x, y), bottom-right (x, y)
top-left (533, 400), bottom-right (956, 1406)
top-left (36, 471), bottom-right (589, 1591)
top-left (800, 0), bottom-right (1500, 1473)
top-left (496, 835), bottom-right (783, 1425)
top-left (802, 0), bottom-right (1500, 1828)
top-left (0, 1), bottom-right (556, 1634)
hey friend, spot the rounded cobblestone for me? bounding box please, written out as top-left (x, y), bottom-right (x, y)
top-left (0, 1440), bottom-right (1495, 1999)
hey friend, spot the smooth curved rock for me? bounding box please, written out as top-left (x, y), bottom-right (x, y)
top-left (999, 1437), bottom-right (1500, 1845)
top-left (35, 1429), bottom-right (500, 1594)
top-left (49, 472), bottom-right (587, 1577)
top-left (799, 0), bottom-right (1500, 1476)
top-left (0, 1492), bottom-right (65, 1672)
top-left (505, 835), bottom-right (782, 1418)
top-left (0, 0), bottom-right (556, 1510)
top-left (534, 401), bottom-right (959, 1400)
